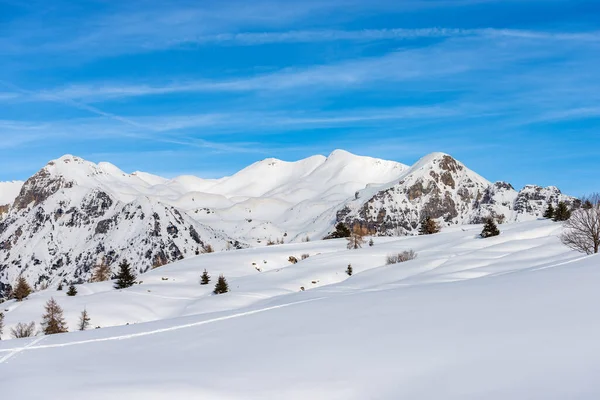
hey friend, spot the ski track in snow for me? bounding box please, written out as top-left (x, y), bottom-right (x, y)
top-left (0, 336), bottom-right (45, 364)
top-left (0, 297), bottom-right (325, 357)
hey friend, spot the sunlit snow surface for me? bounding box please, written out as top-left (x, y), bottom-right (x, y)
top-left (1, 220), bottom-right (598, 399)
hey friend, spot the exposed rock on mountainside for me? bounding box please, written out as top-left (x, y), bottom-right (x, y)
top-left (334, 153), bottom-right (577, 235)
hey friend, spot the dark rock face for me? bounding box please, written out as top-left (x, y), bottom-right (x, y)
top-left (13, 169), bottom-right (70, 211)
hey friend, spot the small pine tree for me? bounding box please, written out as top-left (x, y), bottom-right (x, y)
top-left (57, 282), bottom-right (63, 291)
top-left (419, 216), bottom-right (440, 235)
top-left (13, 276), bottom-right (33, 301)
top-left (114, 260), bottom-right (137, 289)
top-left (78, 309), bottom-right (91, 331)
top-left (200, 269), bottom-right (211, 285)
top-left (66, 284), bottom-right (78, 297)
top-left (0, 311), bottom-right (4, 340)
top-left (41, 298), bottom-right (68, 335)
top-left (213, 275), bottom-right (229, 295)
top-left (553, 202), bottom-right (572, 222)
top-left (481, 218), bottom-right (500, 238)
top-left (329, 223), bottom-right (351, 239)
top-left (346, 264), bottom-right (353, 276)
top-left (543, 202), bottom-right (555, 219)
top-left (368, 238), bottom-right (374, 247)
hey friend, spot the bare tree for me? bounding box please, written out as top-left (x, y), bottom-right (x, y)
top-left (346, 226), bottom-right (366, 250)
top-left (11, 322), bottom-right (36, 339)
top-left (41, 298), bottom-right (68, 335)
top-left (0, 312), bottom-right (4, 340)
top-left (561, 194), bottom-right (600, 255)
top-left (78, 309), bottom-right (91, 331)
top-left (91, 261), bottom-right (112, 282)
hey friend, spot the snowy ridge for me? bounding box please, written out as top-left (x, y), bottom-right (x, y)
top-left (0, 150), bottom-right (577, 294)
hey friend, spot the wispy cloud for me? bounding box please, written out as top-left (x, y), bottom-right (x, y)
top-left (169, 27), bottom-right (600, 47)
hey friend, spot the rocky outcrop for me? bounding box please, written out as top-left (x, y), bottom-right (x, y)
top-left (333, 153), bottom-right (577, 236)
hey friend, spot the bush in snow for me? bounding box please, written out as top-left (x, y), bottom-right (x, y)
top-left (301, 254), bottom-right (310, 260)
top-left (480, 218), bottom-right (500, 238)
top-left (288, 256), bottom-right (298, 264)
top-left (213, 275), bottom-right (229, 295)
top-left (419, 216), bottom-right (440, 235)
top-left (11, 322), bottom-right (36, 339)
top-left (386, 250), bottom-right (417, 265)
top-left (346, 264), bottom-right (353, 276)
top-left (369, 238), bottom-right (374, 247)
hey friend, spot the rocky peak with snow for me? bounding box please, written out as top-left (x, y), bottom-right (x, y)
top-left (334, 153), bottom-right (577, 235)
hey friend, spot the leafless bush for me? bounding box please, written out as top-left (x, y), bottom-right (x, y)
top-left (386, 250), bottom-right (418, 265)
top-left (561, 194), bottom-right (600, 254)
top-left (11, 322), bottom-right (36, 338)
top-left (201, 244), bottom-right (214, 253)
top-left (288, 256), bottom-right (298, 264)
top-left (301, 254), bottom-right (310, 260)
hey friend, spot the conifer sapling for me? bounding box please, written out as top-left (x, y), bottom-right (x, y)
top-left (114, 260), bottom-right (137, 289)
top-left (543, 202), bottom-right (555, 219)
top-left (213, 275), bottom-right (229, 295)
top-left (346, 264), bottom-right (353, 276)
top-left (200, 269), bottom-right (211, 285)
top-left (66, 284), bottom-right (78, 296)
top-left (481, 218), bottom-right (500, 238)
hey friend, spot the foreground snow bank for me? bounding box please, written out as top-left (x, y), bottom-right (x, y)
top-left (1, 220), bottom-right (598, 399)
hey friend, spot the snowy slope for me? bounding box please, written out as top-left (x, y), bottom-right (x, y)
top-left (0, 220), bottom-right (598, 399)
top-left (0, 151), bottom-right (577, 295)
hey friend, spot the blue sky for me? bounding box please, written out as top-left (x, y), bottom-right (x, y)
top-left (0, 0), bottom-right (599, 195)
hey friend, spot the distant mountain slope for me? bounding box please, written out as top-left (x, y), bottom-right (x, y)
top-left (0, 151), bottom-right (578, 296)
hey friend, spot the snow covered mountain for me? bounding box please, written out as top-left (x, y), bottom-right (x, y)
top-left (336, 153), bottom-right (577, 235)
top-left (0, 151), bottom-right (577, 295)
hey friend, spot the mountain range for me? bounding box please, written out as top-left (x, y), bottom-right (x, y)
top-left (0, 150), bottom-right (577, 295)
